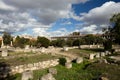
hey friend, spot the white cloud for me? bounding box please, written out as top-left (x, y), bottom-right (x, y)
top-left (0, 0), bottom-right (89, 36)
top-left (76, 1), bottom-right (120, 34)
top-left (0, 0), bottom-right (16, 10)
top-left (33, 27), bottom-right (69, 37)
top-left (49, 28), bottom-right (69, 37)
top-left (80, 1), bottom-right (120, 25)
top-left (79, 25), bottom-right (103, 34)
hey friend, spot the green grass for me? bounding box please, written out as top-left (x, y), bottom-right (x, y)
top-left (8, 51), bottom-right (35, 56)
top-left (67, 48), bottom-right (104, 58)
top-left (0, 54), bottom-right (58, 66)
top-left (6, 61), bottom-right (120, 80)
top-left (54, 61), bottom-right (92, 80)
top-left (86, 62), bottom-right (120, 80)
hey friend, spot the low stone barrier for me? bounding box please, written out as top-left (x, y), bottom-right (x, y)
top-left (80, 45), bottom-right (102, 49)
top-left (89, 51), bottom-right (112, 60)
top-left (10, 59), bottom-right (59, 74)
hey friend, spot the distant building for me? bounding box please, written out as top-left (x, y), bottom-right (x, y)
top-left (51, 32), bottom-right (102, 40)
top-left (20, 35), bottom-right (34, 40)
top-left (13, 35), bottom-right (37, 42)
top-left (51, 32), bottom-right (84, 40)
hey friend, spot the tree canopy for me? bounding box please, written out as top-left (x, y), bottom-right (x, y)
top-left (110, 13), bottom-right (120, 44)
top-left (37, 37), bottom-right (50, 48)
top-left (2, 32), bottom-right (12, 45)
top-left (14, 36), bottom-right (30, 48)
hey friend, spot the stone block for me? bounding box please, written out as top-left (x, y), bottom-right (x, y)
top-left (76, 57), bottom-right (83, 64)
top-left (101, 52), bottom-right (105, 57)
top-left (96, 53), bottom-right (100, 58)
top-left (48, 68), bottom-right (57, 75)
top-left (1, 50), bottom-right (8, 57)
top-left (40, 73), bottom-right (56, 80)
top-left (21, 70), bottom-right (33, 80)
top-left (65, 62), bottom-right (72, 69)
top-left (89, 54), bottom-right (95, 59)
top-left (63, 47), bottom-right (68, 51)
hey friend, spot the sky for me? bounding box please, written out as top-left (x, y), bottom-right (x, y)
top-left (0, 0), bottom-right (120, 37)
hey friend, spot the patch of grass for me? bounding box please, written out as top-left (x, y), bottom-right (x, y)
top-left (33, 69), bottom-right (48, 80)
top-left (8, 52), bottom-right (35, 56)
top-left (0, 54), bottom-right (58, 66)
top-left (86, 63), bottom-right (120, 80)
top-left (11, 61), bottom-right (120, 80)
top-left (33, 62), bottom-right (120, 80)
top-left (54, 61), bottom-right (92, 80)
top-left (67, 48), bottom-right (104, 58)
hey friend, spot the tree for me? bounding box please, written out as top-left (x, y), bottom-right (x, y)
top-left (72, 38), bottom-right (84, 46)
top-left (83, 34), bottom-right (96, 45)
top-left (110, 13), bottom-right (120, 44)
top-left (14, 36), bottom-right (30, 48)
top-left (29, 39), bottom-right (37, 47)
top-left (50, 40), bottom-right (57, 47)
top-left (2, 32), bottom-right (12, 45)
top-left (94, 36), bottom-right (104, 44)
top-left (102, 13), bottom-right (120, 50)
top-left (66, 39), bottom-right (73, 47)
top-left (103, 40), bottom-right (112, 51)
top-left (37, 37), bottom-right (50, 48)
top-left (73, 39), bottom-right (80, 46)
top-left (56, 39), bottom-right (66, 47)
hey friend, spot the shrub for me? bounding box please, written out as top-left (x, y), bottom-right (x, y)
top-left (59, 58), bottom-right (66, 66)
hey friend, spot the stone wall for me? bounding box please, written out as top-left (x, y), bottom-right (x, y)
top-left (10, 59), bottom-right (59, 74)
top-left (80, 45), bottom-right (102, 49)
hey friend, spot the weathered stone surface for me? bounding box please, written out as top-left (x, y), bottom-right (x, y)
top-left (89, 45), bottom-right (92, 48)
top-left (40, 73), bottom-right (56, 80)
top-left (65, 57), bottom-right (71, 63)
top-left (10, 59), bottom-right (59, 74)
top-left (21, 70), bottom-right (33, 80)
top-left (101, 52), bottom-right (105, 57)
top-left (41, 48), bottom-right (45, 53)
top-left (97, 45), bottom-right (100, 48)
top-left (89, 54), bottom-right (95, 60)
top-left (103, 59), bottom-right (108, 64)
top-left (1, 50), bottom-right (8, 57)
top-left (63, 47), bottom-right (68, 51)
top-left (65, 62), bottom-right (72, 69)
top-left (96, 53), bottom-right (100, 58)
top-left (48, 68), bottom-right (57, 75)
top-left (100, 77), bottom-right (109, 80)
top-left (76, 57), bottom-right (83, 64)
top-left (25, 45), bottom-right (30, 50)
top-left (10, 41), bottom-right (13, 46)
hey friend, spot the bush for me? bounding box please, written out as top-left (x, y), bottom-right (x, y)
top-left (59, 58), bottom-right (66, 66)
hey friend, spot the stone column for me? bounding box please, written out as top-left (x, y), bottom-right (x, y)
top-left (10, 41), bottom-right (13, 46)
top-left (89, 54), bottom-right (95, 60)
top-left (1, 40), bottom-right (4, 47)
